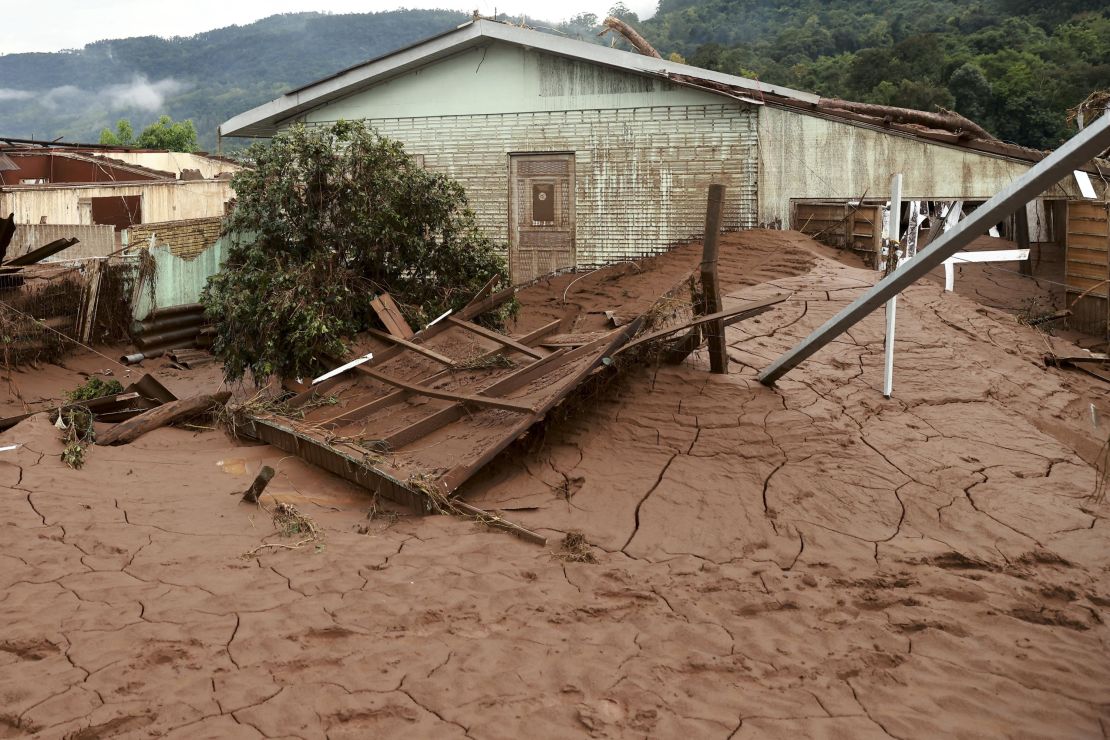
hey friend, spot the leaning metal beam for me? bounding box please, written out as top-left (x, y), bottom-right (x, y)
top-left (759, 114), bottom-right (1110, 386)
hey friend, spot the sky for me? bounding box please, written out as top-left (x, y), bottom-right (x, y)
top-left (2, 1), bottom-right (658, 54)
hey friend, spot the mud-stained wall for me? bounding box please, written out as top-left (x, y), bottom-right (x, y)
top-left (0, 180), bottom-right (234, 229)
top-left (331, 104), bottom-right (757, 267)
top-left (297, 44), bottom-right (759, 268)
top-left (757, 106), bottom-right (1101, 226)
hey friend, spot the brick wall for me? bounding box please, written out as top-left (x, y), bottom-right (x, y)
top-left (130, 216), bottom-right (222, 260)
top-left (346, 103), bottom-right (758, 269)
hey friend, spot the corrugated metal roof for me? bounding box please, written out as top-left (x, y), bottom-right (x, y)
top-left (219, 19), bottom-right (820, 138)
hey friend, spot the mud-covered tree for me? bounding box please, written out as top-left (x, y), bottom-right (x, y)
top-left (202, 120), bottom-right (508, 383)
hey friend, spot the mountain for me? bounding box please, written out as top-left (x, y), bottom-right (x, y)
top-left (0, 10), bottom-right (469, 151)
top-left (1, 2), bottom-right (1106, 151)
top-left (638, 0), bottom-right (1110, 148)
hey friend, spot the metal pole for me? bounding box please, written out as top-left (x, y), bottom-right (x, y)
top-left (883, 174), bottom-right (902, 398)
top-left (759, 113), bottom-right (1110, 386)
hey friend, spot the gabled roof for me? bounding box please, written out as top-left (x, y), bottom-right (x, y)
top-left (219, 18), bottom-right (820, 138)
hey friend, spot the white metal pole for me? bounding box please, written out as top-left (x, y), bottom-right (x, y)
top-left (883, 173), bottom-right (903, 398)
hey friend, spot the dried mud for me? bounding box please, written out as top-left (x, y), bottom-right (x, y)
top-left (2, 230), bottom-right (1108, 739)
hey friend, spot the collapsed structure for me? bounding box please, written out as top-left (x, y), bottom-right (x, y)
top-left (0, 139), bottom-right (239, 364)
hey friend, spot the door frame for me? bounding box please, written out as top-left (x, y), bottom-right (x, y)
top-left (507, 151), bottom-right (577, 284)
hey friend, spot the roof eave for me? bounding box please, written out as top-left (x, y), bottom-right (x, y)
top-left (219, 19), bottom-right (818, 138)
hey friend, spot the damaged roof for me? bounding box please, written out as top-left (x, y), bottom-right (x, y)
top-left (219, 18), bottom-right (820, 138)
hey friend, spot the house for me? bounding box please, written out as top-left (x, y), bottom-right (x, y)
top-left (0, 143), bottom-right (238, 261)
top-left (220, 19), bottom-right (1108, 324)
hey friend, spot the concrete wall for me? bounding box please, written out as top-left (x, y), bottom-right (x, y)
top-left (103, 152), bottom-right (241, 180)
top-left (299, 44), bottom-right (758, 267)
top-left (8, 223), bottom-right (116, 261)
top-left (0, 180), bottom-right (234, 228)
top-left (757, 105), bottom-right (1103, 225)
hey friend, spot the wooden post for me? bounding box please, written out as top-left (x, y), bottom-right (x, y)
top-left (702, 184), bottom-right (728, 374)
top-left (242, 465), bottom-right (275, 503)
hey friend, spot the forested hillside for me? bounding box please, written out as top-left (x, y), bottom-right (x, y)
top-left (1, 1), bottom-right (1106, 151)
top-left (0, 10), bottom-right (468, 151)
top-left (638, 0), bottom-right (1109, 148)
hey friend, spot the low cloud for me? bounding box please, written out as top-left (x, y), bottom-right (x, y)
top-left (103, 76), bottom-right (187, 111)
top-left (0, 75), bottom-right (187, 112)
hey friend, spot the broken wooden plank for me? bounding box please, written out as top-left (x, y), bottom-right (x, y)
top-left (455, 286), bottom-right (515, 321)
top-left (370, 293), bottom-right (414, 339)
top-left (447, 316), bottom-right (544, 359)
top-left (241, 465), bottom-right (275, 503)
top-left (463, 275), bottom-right (501, 309)
top-left (614, 293), bottom-right (790, 358)
top-left (451, 500), bottom-right (547, 546)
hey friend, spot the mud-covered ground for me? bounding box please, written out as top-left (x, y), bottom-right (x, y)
top-left (2, 231), bottom-right (1108, 739)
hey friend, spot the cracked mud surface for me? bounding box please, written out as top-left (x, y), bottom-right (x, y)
top-left (2, 230), bottom-right (1109, 738)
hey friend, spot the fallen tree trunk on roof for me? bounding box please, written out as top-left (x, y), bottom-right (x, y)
top-left (818, 99), bottom-right (996, 141)
top-left (600, 16), bottom-right (661, 58)
top-left (96, 391), bottom-right (231, 445)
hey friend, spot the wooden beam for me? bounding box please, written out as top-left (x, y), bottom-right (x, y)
top-left (382, 405), bottom-right (466, 449)
top-left (358, 366), bottom-right (535, 413)
top-left (613, 294), bottom-right (789, 357)
top-left (366, 327), bottom-right (456, 367)
top-left (512, 318), bottom-right (562, 346)
top-left (455, 286), bottom-right (515, 321)
top-left (447, 316), bottom-right (545, 359)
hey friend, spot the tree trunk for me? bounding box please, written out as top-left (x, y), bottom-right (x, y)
top-left (818, 99), bottom-right (996, 141)
top-left (600, 17), bottom-right (661, 58)
top-left (96, 392), bottom-right (231, 446)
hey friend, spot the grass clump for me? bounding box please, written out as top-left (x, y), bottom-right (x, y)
top-left (555, 530), bottom-right (597, 564)
top-left (65, 377), bottom-right (124, 403)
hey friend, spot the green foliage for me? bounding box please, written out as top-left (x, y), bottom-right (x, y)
top-left (65, 377), bottom-right (124, 402)
top-left (99, 115), bottom-right (197, 151)
top-left (136, 115), bottom-right (199, 151)
top-left (202, 121), bottom-right (509, 383)
top-left (99, 119), bottom-right (134, 146)
top-left (59, 407), bottom-right (95, 470)
top-left (641, 0), bottom-right (1110, 148)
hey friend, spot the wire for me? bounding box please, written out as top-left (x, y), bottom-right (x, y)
top-left (0, 297), bottom-right (133, 374)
